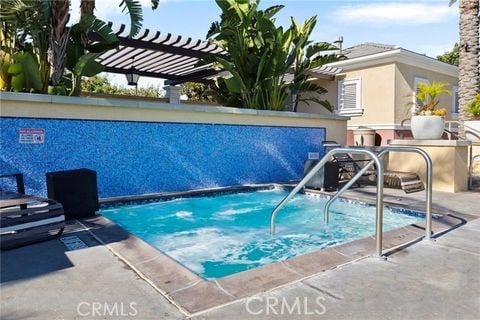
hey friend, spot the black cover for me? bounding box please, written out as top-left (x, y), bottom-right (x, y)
top-left (46, 168), bottom-right (99, 219)
top-left (304, 160), bottom-right (339, 191)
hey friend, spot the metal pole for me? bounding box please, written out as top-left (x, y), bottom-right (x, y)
top-left (324, 159), bottom-right (375, 224)
top-left (270, 146), bottom-right (433, 258)
top-left (375, 158), bottom-right (384, 257)
top-left (270, 148), bottom-right (383, 236)
top-left (377, 147), bottom-right (433, 240)
top-left (424, 151), bottom-right (433, 240)
top-left (269, 148), bottom-right (337, 235)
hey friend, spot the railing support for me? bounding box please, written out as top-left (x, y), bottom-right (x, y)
top-left (270, 148), bottom-right (385, 257)
top-left (377, 147), bottom-right (433, 240)
top-left (270, 146), bottom-right (434, 259)
top-left (323, 146), bottom-right (433, 242)
top-left (470, 154), bottom-right (480, 190)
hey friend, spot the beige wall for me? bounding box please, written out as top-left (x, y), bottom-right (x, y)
top-left (388, 140), bottom-right (471, 193)
top-left (395, 63), bottom-right (458, 124)
top-left (299, 64), bottom-right (397, 127)
top-left (341, 63), bottom-right (397, 127)
top-left (297, 78), bottom-right (338, 115)
top-left (0, 92), bottom-right (349, 145)
top-left (299, 61), bottom-right (458, 148)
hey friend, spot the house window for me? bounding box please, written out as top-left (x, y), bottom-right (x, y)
top-left (337, 79), bottom-right (362, 116)
top-left (413, 77), bottom-right (429, 113)
top-left (452, 85), bottom-right (459, 115)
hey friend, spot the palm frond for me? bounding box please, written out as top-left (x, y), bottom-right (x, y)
top-left (86, 18), bottom-right (120, 52)
top-left (264, 5), bottom-right (284, 19)
top-left (119, 0), bottom-right (143, 38)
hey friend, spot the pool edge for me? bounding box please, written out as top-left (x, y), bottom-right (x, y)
top-left (81, 203), bottom-right (477, 315)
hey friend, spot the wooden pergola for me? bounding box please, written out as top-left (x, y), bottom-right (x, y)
top-left (90, 23), bottom-right (341, 86)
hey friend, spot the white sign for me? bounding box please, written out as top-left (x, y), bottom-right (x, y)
top-left (19, 128), bottom-right (45, 144)
top-left (308, 152), bottom-right (320, 160)
top-left (60, 236), bottom-right (88, 251)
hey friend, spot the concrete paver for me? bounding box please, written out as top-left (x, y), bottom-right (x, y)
top-left (1, 189), bottom-right (479, 320)
top-left (0, 234), bottom-right (185, 320)
top-left (193, 219), bottom-right (480, 320)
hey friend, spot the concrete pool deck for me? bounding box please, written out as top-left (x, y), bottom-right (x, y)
top-left (1, 188), bottom-right (479, 319)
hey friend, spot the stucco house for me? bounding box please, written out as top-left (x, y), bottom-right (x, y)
top-left (298, 43), bottom-right (459, 146)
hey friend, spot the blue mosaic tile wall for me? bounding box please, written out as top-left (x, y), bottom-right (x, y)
top-left (0, 117), bottom-right (326, 198)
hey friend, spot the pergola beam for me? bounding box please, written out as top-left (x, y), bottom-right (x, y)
top-left (103, 67), bottom-right (182, 81)
top-left (91, 23), bottom-right (341, 87)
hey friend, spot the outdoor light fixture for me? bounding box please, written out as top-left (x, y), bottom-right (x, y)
top-left (125, 57), bottom-right (140, 86)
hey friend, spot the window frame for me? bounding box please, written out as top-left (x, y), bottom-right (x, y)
top-left (412, 77), bottom-right (429, 113)
top-left (337, 78), bottom-right (363, 116)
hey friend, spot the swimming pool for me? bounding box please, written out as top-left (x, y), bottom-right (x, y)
top-left (101, 188), bottom-right (422, 279)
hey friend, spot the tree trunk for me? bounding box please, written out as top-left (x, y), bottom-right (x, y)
top-left (80, 0), bottom-right (95, 46)
top-left (50, 0), bottom-right (71, 86)
top-left (458, 0), bottom-right (480, 136)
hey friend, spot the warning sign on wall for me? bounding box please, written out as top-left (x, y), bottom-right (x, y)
top-left (19, 128), bottom-right (45, 144)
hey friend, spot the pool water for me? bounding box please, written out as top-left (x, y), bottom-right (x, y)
top-left (101, 189), bottom-right (422, 279)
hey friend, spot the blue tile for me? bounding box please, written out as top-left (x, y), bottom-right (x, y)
top-left (0, 117), bottom-right (326, 197)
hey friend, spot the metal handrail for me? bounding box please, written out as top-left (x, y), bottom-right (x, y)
top-left (470, 154), bottom-right (480, 189)
top-left (269, 148), bottom-right (385, 257)
top-left (324, 146), bottom-right (433, 242)
top-left (445, 120), bottom-right (480, 140)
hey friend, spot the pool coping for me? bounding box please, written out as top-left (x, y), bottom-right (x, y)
top-left (99, 183), bottom-right (289, 205)
top-left (81, 188), bottom-right (478, 315)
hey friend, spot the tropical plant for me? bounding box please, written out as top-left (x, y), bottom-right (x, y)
top-left (207, 0), bottom-right (338, 111)
top-left (413, 81), bottom-right (451, 116)
top-left (449, 0), bottom-right (479, 125)
top-left (287, 17), bottom-right (338, 111)
top-left (0, 0), bottom-right (160, 95)
top-left (437, 42), bottom-right (459, 66)
top-left (466, 92), bottom-right (480, 119)
top-left (78, 0), bottom-right (160, 38)
top-left (0, 22), bottom-right (16, 91)
top-left (7, 51), bottom-right (44, 92)
top-left (0, 0), bottom-right (52, 92)
top-left (65, 15), bottom-right (120, 95)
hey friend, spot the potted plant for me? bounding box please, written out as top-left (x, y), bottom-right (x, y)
top-left (410, 81), bottom-right (450, 140)
top-left (465, 92), bottom-right (480, 141)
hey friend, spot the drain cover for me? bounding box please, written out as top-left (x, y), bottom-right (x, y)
top-left (60, 235), bottom-right (88, 250)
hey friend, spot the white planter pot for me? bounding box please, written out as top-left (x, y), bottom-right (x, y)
top-left (465, 120), bottom-right (480, 141)
top-left (410, 115), bottom-right (445, 140)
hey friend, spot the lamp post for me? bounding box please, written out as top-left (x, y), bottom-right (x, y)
top-left (125, 57), bottom-right (140, 95)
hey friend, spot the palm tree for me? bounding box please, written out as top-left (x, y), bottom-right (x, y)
top-left (79, 0), bottom-right (159, 37)
top-left (1, 0), bottom-right (159, 92)
top-left (451, 0), bottom-right (480, 132)
top-left (50, 0), bottom-right (70, 86)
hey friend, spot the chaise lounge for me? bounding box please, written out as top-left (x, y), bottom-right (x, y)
top-left (0, 173), bottom-right (65, 249)
top-left (324, 142), bottom-right (425, 193)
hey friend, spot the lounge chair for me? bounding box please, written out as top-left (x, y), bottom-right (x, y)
top-left (323, 142), bottom-right (425, 193)
top-left (1, 173), bottom-right (65, 249)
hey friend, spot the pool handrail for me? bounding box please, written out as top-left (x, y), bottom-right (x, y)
top-left (323, 146), bottom-right (433, 241)
top-left (270, 148), bottom-right (385, 256)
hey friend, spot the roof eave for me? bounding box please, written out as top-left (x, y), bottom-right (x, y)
top-left (325, 49), bottom-right (458, 78)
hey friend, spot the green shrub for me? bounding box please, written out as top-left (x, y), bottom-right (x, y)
top-left (467, 93), bottom-right (480, 119)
